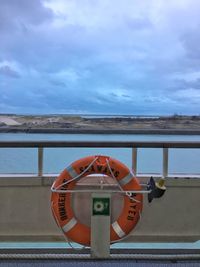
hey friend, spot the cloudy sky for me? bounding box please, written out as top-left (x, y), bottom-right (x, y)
top-left (0, 0), bottom-right (200, 115)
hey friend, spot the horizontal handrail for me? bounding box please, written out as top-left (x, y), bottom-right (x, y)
top-left (0, 140), bottom-right (200, 179)
top-left (0, 140), bottom-right (200, 148)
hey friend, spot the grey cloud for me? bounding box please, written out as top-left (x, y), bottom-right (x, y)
top-left (173, 78), bottom-right (200, 90)
top-left (0, 65), bottom-right (20, 78)
top-left (0, 0), bottom-right (53, 33)
top-left (49, 80), bottom-right (66, 87)
top-left (109, 92), bottom-right (131, 99)
top-left (183, 36), bottom-right (200, 58)
top-left (110, 93), bottom-right (118, 98)
top-left (125, 17), bottom-right (152, 31)
top-left (122, 94), bottom-right (131, 98)
top-left (0, 23), bottom-right (89, 73)
top-left (180, 27), bottom-right (200, 68)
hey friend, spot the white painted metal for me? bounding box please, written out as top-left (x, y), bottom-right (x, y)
top-left (163, 148), bottom-right (168, 178)
top-left (38, 148), bottom-right (43, 177)
top-left (91, 193), bottom-right (111, 258)
top-left (132, 147), bottom-right (137, 176)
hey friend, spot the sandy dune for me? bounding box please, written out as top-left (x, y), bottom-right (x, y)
top-left (0, 116), bottom-right (21, 126)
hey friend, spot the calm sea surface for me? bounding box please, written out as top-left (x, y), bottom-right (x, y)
top-left (0, 133), bottom-right (200, 175)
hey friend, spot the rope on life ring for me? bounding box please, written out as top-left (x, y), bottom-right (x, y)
top-left (51, 155), bottom-right (143, 246)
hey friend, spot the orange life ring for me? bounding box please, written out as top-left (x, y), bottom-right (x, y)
top-left (51, 155), bottom-right (143, 246)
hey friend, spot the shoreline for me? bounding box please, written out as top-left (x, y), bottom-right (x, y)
top-left (1, 127), bottom-right (200, 135)
top-left (0, 114), bottom-right (200, 135)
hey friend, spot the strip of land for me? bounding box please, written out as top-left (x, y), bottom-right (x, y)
top-left (0, 114), bottom-right (200, 134)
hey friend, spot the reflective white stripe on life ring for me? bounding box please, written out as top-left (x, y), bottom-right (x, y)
top-left (62, 217), bottom-right (77, 233)
top-left (112, 221), bottom-right (126, 238)
top-left (66, 165), bottom-right (78, 178)
top-left (119, 172), bottom-right (133, 186)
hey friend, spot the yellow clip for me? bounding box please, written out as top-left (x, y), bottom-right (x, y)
top-left (155, 178), bottom-right (166, 190)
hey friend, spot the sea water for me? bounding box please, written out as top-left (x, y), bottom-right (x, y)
top-left (0, 133), bottom-right (200, 175)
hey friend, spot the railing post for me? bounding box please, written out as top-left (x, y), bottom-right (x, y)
top-left (162, 148), bottom-right (168, 178)
top-left (38, 147), bottom-right (44, 177)
top-left (132, 147), bottom-right (137, 176)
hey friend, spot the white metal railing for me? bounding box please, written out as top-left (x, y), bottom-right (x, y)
top-left (0, 141), bottom-right (200, 179)
top-left (0, 140), bottom-right (200, 256)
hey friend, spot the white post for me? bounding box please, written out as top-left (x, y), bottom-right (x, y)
top-left (132, 147), bottom-right (137, 176)
top-left (38, 147), bottom-right (43, 177)
top-left (163, 148), bottom-right (168, 178)
top-left (91, 193), bottom-right (111, 258)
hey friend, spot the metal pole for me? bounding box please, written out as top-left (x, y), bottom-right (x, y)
top-left (132, 147), bottom-right (137, 176)
top-left (163, 148), bottom-right (168, 178)
top-left (38, 147), bottom-right (44, 177)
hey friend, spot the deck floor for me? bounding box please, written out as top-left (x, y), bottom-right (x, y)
top-left (0, 260), bottom-right (200, 267)
top-left (1, 242), bottom-right (200, 266)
